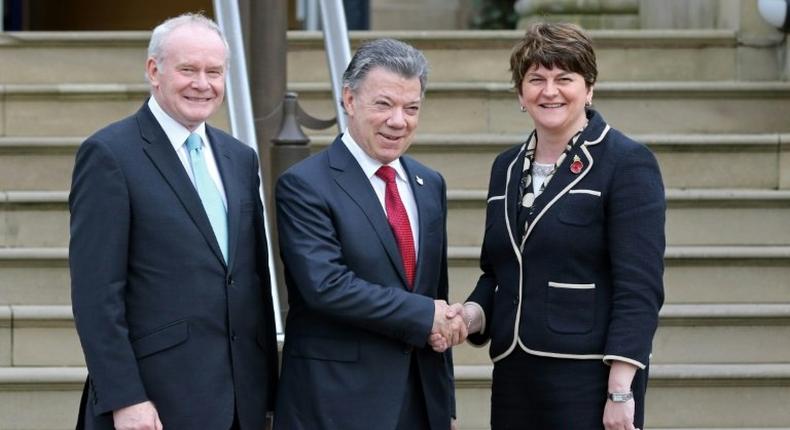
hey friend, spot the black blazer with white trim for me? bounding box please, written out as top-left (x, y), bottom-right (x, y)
top-left (467, 109), bottom-right (665, 369)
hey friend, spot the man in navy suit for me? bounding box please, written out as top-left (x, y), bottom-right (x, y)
top-left (69, 13), bottom-right (277, 430)
top-left (273, 39), bottom-right (465, 430)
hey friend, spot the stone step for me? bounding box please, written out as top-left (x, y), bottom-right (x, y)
top-left (0, 137), bottom-right (79, 191)
top-left (6, 189), bottom-right (790, 248)
top-left (0, 192), bottom-right (69, 248)
top-left (2, 364), bottom-right (789, 430)
top-left (0, 306), bottom-right (81, 366)
top-left (3, 246), bottom-right (790, 306)
top-left (0, 84), bottom-right (228, 137)
top-left (0, 30), bottom-right (781, 84)
top-left (5, 304), bottom-right (790, 367)
top-left (2, 82), bottom-right (789, 137)
top-left (455, 364), bottom-right (790, 429)
top-left (294, 81), bottom-right (790, 135)
top-left (452, 304), bottom-right (790, 366)
top-left (0, 367), bottom-right (84, 430)
top-left (2, 133), bottom-right (788, 191)
top-left (446, 245), bottom-right (790, 307)
top-left (287, 29), bottom-right (781, 82)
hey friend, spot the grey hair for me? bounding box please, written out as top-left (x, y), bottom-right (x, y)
top-left (341, 38), bottom-right (429, 107)
top-left (147, 12), bottom-right (230, 69)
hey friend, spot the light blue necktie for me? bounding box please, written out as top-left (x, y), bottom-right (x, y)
top-left (186, 133), bottom-right (228, 262)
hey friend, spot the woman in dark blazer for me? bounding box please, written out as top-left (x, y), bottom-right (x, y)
top-left (460, 23), bottom-right (665, 429)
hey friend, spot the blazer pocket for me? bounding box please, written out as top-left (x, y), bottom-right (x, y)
top-left (546, 282), bottom-right (595, 334)
top-left (131, 320), bottom-right (189, 359)
top-left (287, 336), bottom-right (359, 363)
top-left (557, 193), bottom-right (602, 226)
top-left (568, 189), bottom-right (601, 197)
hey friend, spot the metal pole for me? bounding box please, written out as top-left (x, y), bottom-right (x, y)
top-left (213, 0), bottom-right (283, 336)
top-left (250, 0), bottom-right (289, 335)
top-left (319, 0), bottom-right (351, 131)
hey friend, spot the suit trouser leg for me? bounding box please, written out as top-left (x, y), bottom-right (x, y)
top-left (396, 353), bottom-right (431, 430)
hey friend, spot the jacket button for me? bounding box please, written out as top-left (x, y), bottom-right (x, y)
top-left (512, 299), bottom-right (518, 305)
top-left (227, 277), bottom-right (234, 287)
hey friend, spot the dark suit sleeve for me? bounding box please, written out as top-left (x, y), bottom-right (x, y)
top-left (276, 170), bottom-right (435, 347)
top-left (466, 157), bottom-right (502, 346)
top-left (437, 174), bottom-right (456, 418)
top-left (603, 143), bottom-right (666, 367)
top-left (69, 138), bottom-right (149, 414)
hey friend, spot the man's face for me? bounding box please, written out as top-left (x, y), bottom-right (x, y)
top-left (343, 67), bottom-right (422, 165)
top-left (146, 24), bottom-right (226, 131)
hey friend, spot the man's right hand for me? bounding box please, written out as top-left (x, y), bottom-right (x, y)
top-left (112, 400), bottom-right (162, 430)
top-left (430, 300), bottom-right (468, 352)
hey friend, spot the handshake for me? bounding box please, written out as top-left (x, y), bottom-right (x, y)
top-left (428, 300), bottom-right (481, 353)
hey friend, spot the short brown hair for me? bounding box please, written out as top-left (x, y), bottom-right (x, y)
top-left (509, 22), bottom-right (597, 94)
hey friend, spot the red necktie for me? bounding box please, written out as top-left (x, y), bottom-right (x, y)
top-left (376, 166), bottom-right (416, 289)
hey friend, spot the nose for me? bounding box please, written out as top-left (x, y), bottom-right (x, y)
top-left (192, 72), bottom-right (210, 90)
top-left (543, 80), bottom-right (558, 97)
top-left (387, 107), bottom-right (406, 128)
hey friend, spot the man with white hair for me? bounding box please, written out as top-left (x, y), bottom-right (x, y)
top-left (69, 13), bottom-right (278, 430)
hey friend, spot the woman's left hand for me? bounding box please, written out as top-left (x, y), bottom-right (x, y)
top-left (602, 399), bottom-right (637, 430)
top-left (450, 418), bottom-right (459, 430)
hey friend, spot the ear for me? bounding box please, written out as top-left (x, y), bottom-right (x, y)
top-left (516, 90), bottom-right (525, 110)
top-left (342, 86), bottom-right (355, 117)
top-left (146, 57), bottom-right (160, 88)
top-left (586, 85), bottom-right (594, 104)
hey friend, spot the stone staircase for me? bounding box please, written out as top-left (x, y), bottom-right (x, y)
top-left (2, 26), bottom-right (790, 429)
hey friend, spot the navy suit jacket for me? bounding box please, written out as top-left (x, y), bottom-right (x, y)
top-left (273, 136), bottom-right (455, 430)
top-left (467, 109), bottom-right (665, 369)
top-left (69, 102), bottom-right (278, 430)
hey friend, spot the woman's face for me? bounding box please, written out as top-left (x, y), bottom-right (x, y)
top-left (518, 64), bottom-right (592, 135)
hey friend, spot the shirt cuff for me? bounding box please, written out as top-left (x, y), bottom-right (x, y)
top-left (602, 354), bottom-right (646, 370)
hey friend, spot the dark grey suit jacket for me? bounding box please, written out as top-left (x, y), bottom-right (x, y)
top-left (69, 102), bottom-right (278, 429)
top-left (273, 136), bottom-right (455, 430)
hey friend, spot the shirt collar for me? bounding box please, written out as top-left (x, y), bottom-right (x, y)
top-left (341, 129), bottom-right (408, 182)
top-left (148, 96), bottom-right (208, 151)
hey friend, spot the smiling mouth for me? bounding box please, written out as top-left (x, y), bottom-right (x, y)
top-left (379, 132), bottom-right (404, 141)
top-left (540, 103), bottom-right (565, 108)
top-left (185, 96), bottom-right (213, 103)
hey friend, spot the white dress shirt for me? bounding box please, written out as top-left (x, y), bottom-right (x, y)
top-left (342, 130), bottom-right (420, 255)
top-left (147, 97), bottom-right (227, 208)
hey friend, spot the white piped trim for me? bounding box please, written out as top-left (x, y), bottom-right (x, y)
top-left (568, 189), bottom-right (601, 196)
top-left (603, 355), bottom-right (647, 370)
top-left (584, 124), bottom-right (611, 146)
top-left (492, 339), bottom-right (606, 363)
top-left (487, 195), bottom-right (505, 203)
top-left (548, 281), bottom-right (595, 290)
top-left (493, 145), bottom-right (527, 363)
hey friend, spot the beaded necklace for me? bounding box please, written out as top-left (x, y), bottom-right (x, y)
top-left (517, 122), bottom-right (587, 235)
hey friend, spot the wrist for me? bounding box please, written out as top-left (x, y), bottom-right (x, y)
top-left (607, 390), bottom-right (633, 403)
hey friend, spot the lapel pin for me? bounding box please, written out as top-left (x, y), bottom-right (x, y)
top-left (415, 175), bottom-right (424, 186)
top-left (570, 155), bottom-right (584, 174)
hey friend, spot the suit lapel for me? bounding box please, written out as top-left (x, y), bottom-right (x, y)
top-left (207, 126), bottom-right (240, 269)
top-left (328, 138), bottom-right (409, 287)
top-left (137, 104), bottom-right (226, 267)
top-left (401, 158), bottom-right (429, 294)
top-left (505, 144), bottom-right (526, 253)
